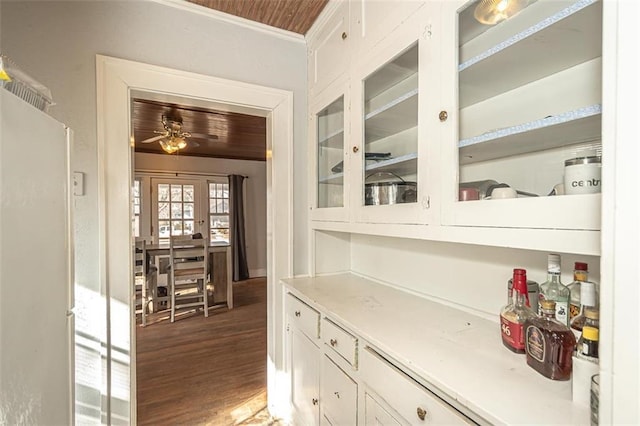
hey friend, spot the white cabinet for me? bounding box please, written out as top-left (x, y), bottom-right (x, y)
top-left (308, 0), bottom-right (351, 97)
top-left (439, 0), bottom-right (603, 232)
top-left (290, 326), bottom-right (321, 425)
top-left (360, 346), bottom-right (473, 425)
top-left (364, 393), bottom-right (402, 426)
top-left (321, 355), bottom-right (358, 425)
top-left (310, 78), bottom-right (350, 222)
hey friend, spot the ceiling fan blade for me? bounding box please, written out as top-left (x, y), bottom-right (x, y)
top-left (140, 135), bottom-right (167, 143)
top-left (188, 140), bottom-right (200, 148)
top-left (188, 133), bottom-right (219, 140)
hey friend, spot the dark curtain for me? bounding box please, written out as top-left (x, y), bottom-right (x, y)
top-left (229, 175), bottom-right (250, 281)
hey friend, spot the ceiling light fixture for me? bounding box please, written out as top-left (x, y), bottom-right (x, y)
top-left (474, 0), bottom-right (529, 25)
top-left (159, 136), bottom-right (188, 154)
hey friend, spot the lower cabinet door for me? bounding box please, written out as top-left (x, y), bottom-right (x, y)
top-left (365, 393), bottom-right (403, 426)
top-left (291, 326), bottom-right (320, 425)
top-left (321, 355), bottom-right (357, 425)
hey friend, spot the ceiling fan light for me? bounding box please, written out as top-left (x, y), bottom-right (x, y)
top-left (174, 137), bottom-right (188, 150)
top-left (159, 139), bottom-right (179, 154)
top-left (474, 0), bottom-right (529, 25)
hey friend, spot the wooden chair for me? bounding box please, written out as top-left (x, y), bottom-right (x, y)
top-left (168, 235), bottom-right (209, 322)
top-left (134, 237), bottom-right (157, 326)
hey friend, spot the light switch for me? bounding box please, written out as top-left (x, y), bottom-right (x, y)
top-left (73, 172), bottom-right (84, 196)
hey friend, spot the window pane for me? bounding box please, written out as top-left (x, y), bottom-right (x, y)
top-left (184, 221), bottom-right (194, 235)
top-left (210, 215), bottom-right (229, 228)
top-left (134, 204), bottom-right (140, 215)
top-left (133, 181), bottom-right (140, 197)
top-left (209, 183), bottom-right (216, 198)
top-left (158, 202), bottom-right (170, 219)
top-left (221, 184), bottom-right (229, 198)
top-left (171, 221), bottom-right (183, 235)
top-left (171, 203), bottom-right (183, 219)
top-left (183, 203), bottom-right (194, 219)
top-left (158, 184), bottom-right (170, 201)
top-left (171, 185), bottom-right (182, 202)
top-left (133, 216), bottom-right (140, 238)
top-left (222, 199), bottom-right (229, 213)
top-left (215, 199), bottom-right (225, 213)
top-left (183, 185), bottom-right (194, 202)
top-left (158, 220), bottom-right (170, 238)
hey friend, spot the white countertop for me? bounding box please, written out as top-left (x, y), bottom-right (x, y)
top-left (282, 273), bottom-right (590, 425)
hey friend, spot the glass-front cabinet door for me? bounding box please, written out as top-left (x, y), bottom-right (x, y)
top-left (351, 10), bottom-right (433, 225)
top-left (311, 79), bottom-right (349, 221)
top-left (441, 0), bottom-right (603, 232)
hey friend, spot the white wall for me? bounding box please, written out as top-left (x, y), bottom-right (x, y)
top-left (350, 234), bottom-right (600, 319)
top-left (1, 1), bottom-right (307, 422)
top-left (135, 152), bottom-right (267, 277)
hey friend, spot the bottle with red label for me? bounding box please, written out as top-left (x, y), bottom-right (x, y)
top-left (500, 268), bottom-right (537, 354)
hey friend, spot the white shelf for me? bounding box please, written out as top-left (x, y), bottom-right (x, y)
top-left (319, 128), bottom-right (344, 149)
top-left (459, 105), bottom-right (601, 165)
top-left (365, 45), bottom-right (418, 100)
top-left (459, 0), bottom-right (602, 108)
top-left (364, 152), bottom-right (417, 178)
top-left (365, 89), bottom-right (418, 144)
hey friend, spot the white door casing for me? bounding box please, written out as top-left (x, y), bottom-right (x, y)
top-left (96, 55), bottom-right (293, 423)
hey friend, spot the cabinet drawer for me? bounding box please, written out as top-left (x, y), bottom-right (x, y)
top-left (322, 317), bottom-right (358, 367)
top-left (361, 347), bottom-right (472, 425)
top-left (321, 355), bottom-right (357, 426)
top-left (287, 294), bottom-right (320, 340)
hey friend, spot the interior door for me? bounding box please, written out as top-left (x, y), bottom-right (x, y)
top-left (151, 178), bottom-right (203, 242)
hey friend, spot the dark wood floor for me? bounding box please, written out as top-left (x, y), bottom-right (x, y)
top-left (136, 277), bottom-right (271, 425)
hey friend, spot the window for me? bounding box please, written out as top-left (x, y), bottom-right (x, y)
top-left (133, 179), bottom-right (141, 237)
top-left (209, 182), bottom-right (230, 243)
top-left (157, 183), bottom-right (196, 242)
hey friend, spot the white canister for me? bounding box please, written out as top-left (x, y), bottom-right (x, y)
top-left (564, 156), bottom-right (601, 195)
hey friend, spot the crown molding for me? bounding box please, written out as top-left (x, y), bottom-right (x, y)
top-left (305, 0), bottom-right (343, 43)
top-left (150, 0), bottom-right (306, 44)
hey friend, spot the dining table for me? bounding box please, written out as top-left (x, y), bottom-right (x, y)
top-left (146, 241), bottom-right (233, 311)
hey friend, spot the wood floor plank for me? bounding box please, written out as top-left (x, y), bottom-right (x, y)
top-left (136, 277), bottom-right (272, 425)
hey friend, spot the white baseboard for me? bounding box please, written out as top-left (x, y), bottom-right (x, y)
top-left (250, 268), bottom-right (267, 278)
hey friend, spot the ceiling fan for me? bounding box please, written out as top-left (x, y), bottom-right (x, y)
top-left (140, 115), bottom-right (218, 154)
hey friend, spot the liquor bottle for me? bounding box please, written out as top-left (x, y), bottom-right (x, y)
top-left (500, 269), bottom-right (537, 354)
top-left (507, 276), bottom-right (540, 313)
top-left (570, 282), bottom-right (597, 338)
top-left (577, 326), bottom-right (599, 363)
top-left (524, 300), bottom-right (577, 380)
top-left (567, 262), bottom-right (588, 323)
top-left (539, 254), bottom-right (571, 326)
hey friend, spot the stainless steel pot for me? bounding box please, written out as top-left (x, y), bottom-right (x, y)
top-left (364, 172), bottom-right (417, 205)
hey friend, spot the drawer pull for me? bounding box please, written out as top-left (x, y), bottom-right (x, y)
top-left (439, 110), bottom-right (448, 122)
top-left (341, 31), bottom-right (348, 40)
top-left (417, 406), bottom-right (427, 421)
top-left (334, 391), bottom-right (340, 399)
top-left (312, 398), bottom-right (319, 406)
top-left (294, 310), bottom-right (301, 317)
top-left (330, 338), bottom-right (338, 347)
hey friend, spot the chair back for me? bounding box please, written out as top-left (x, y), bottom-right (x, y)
top-left (134, 237), bottom-right (147, 277)
top-left (169, 235), bottom-right (208, 280)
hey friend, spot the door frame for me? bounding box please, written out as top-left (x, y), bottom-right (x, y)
top-left (96, 55), bottom-right (293, 423)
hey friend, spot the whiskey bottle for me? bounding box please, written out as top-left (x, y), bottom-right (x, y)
top-left (567, 262), bottom-right (588, 323)
top-left (500, 269), bottom-right (536, 354)
top-left (525, 299), bottom-right (577, 380)
top-left (539, 254), bottom-right (571, 326)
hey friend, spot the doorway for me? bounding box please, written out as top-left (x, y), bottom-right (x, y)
top-left (96, 55), bottom-right (293, 424)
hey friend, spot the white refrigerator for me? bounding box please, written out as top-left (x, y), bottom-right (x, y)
top-left (0, 89), bottom-right (74, 424)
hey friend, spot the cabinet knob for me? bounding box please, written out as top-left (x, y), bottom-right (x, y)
top-left (439, 111), bottom-right (448, 122)
top-left (294, 310), bottom-right (301, 317)
top-left (417, 406), bottom-right (427, 421)
top-left (342, 32), bottom-right (348, 40)
top-left (352, 146), bottom-right (359, 153)
top-left (330, 338), bottom-right (338, 347)
top-left (312, 398), bottom-right (319, 406)
top-left (334, 391), bottom-right (341, 399)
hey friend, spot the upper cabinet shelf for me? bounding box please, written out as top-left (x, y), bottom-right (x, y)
top-left (459, 104), bottom-right (601, 164)
top-left (319, 128), bottom-right (345, 149)
top-left (364, 88), bottom-right (418, 144)
top-left (458, 0), bottom-right (602, 108)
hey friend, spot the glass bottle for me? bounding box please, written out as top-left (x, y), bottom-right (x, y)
top-left (524, 300), bottom-right (577, 381)
top-left (501, 269), bottom-right (537, 354)
top-left (577, 308), bottom-right (599, 348)
top-left (577, 325), bottom-right (599, 363)
top-left (567, 262), bottom-right (588, 323)
top-left (539, 254), bottom-right (571, 326)
top-left (570, 282), bottom-right (597, 338)
top-left (507, 277), bottom-right (539, 313)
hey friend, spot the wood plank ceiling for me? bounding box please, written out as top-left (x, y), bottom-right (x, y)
top-left (187, 0), bottom-right (329, 34)
top-left (132, 99), bottom-right (267, 161)
top-left (133, 1), bottom-right (329, 161)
